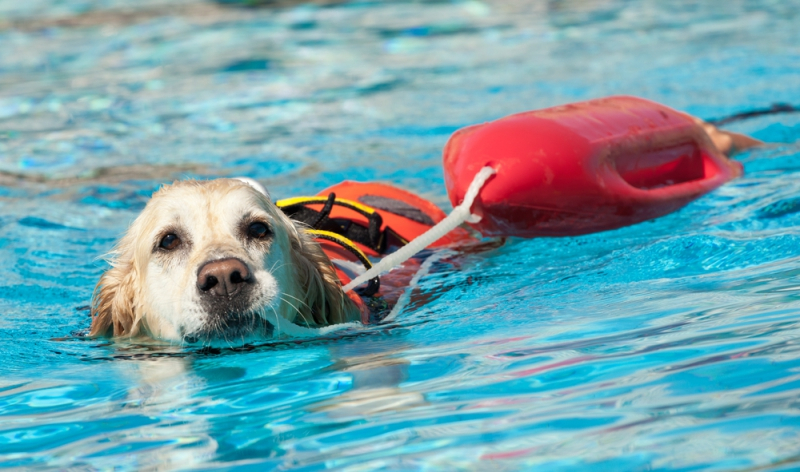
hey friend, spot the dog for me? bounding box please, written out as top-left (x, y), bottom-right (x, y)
top-left (89, 178), bottom-right (362, 343)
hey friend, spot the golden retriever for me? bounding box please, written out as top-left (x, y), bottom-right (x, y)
top-left (89, 178), bottom-right (361, 343)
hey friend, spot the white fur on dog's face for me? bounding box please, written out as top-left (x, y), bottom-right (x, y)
top-left (90, 179), bottom-right (359, 343)
top-left (138, 181), bottom-right (286, 340)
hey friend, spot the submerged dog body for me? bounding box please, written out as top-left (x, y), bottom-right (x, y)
top-left (90, 179), bottom-right (361, 342)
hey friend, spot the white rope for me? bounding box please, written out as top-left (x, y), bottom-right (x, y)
top-left (342, 166), bottom-right (496, 293)
top-left (381, 249), bottom-right (453, 324)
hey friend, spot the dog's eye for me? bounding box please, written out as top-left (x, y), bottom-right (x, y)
top-left (159, 233), bottom-right (181, 250)
top-left (246, 222), bottom-right (270, 239)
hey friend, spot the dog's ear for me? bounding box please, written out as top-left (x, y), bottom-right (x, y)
top-left (89, 260), bottom-right (141, 337)
top-left (289, 233), bottom-right (360, 327)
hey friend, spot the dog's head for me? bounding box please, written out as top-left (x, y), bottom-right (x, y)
top-left (90, 179), bottom-right (360, 342)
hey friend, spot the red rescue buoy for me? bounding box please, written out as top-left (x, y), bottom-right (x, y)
top-left (443, 95), bottom-right (743, 238)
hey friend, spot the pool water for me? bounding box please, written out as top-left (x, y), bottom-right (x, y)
top-left (2, 0), bottom-right (800, 469)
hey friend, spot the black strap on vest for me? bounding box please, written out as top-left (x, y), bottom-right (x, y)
top-left (278, 193), bottom-right (391, 297)
top-left (277, 191), bottom-right (440, 298)
top-left (305, 229), bottom-right (380, 297)
top-left (278, 193), bottom-right (388, 254)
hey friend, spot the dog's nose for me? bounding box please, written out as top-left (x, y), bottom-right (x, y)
top-left (196, 258), bottom-right (252, 297)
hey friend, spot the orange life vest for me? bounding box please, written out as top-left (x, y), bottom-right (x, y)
top-left (277, 181), bottom-right (478, 323)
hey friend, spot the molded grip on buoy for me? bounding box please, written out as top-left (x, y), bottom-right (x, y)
top-left (443, 95), bottom-right (743, 238)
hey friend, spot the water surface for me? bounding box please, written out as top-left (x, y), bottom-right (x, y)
top-left (1, 0), bottom-right (800, 469)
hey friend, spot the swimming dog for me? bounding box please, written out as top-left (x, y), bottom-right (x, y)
top-left (89, 179), bottom-right (362, 343)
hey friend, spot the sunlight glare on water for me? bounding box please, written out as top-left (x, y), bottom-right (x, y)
top-left (1, 0), bottom-right (800, 469)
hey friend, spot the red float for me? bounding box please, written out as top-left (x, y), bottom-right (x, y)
top-left (443, 95), bottom-right (743, 238)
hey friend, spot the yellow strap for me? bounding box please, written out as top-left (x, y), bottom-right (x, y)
top-left (305, 229), bottom-right (373, 269)
top-left (276, 196), bottom-right (377, 216)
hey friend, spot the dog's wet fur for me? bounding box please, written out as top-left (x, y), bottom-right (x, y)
top-left (90, 179), bottom-right (361, 343)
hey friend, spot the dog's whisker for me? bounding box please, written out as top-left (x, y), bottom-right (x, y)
top-left (281, 293), bottom-right (315, 327)
top-left (270, 306), bottom-right (282, 336)
top-left (281, 292), bottom-right (312, 310)
top-left (278, 296), bottom-right (302, 318)
top-left (269, 259), bottom-right (287, 274)
top-left (279, 295), bottom-right (313, 327)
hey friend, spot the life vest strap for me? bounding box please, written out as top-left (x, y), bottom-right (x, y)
top-left (304, 229), bottom-right (380, 297)
top-left (278, 193), bottom-right (386, 254)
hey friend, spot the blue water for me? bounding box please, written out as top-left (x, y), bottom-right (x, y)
top-left (1, 0), bottom-right (800, 469)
